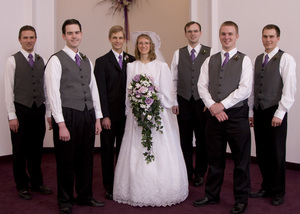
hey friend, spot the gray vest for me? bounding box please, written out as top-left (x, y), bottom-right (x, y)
top-left (254, 50), bottom-right (284, 110)
top-left (177, 45), bottom-right (211, 101)
top-left (208, 52), bottom-right (245, 108)
top-left (56, 50), bottom-right (93, 111)
top-left (13, 51), bottom-right (45, 108)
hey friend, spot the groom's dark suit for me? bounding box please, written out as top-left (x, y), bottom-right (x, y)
top-left (94, 50), bottom-right (135, 194)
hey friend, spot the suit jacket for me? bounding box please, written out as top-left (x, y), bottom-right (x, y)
top-left (94, 50), bottom-right (135, 122)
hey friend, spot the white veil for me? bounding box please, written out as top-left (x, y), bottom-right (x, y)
top-left (130, 31), bottom-right (166, 63)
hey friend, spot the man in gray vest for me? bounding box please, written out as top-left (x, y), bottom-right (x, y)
top-left (171, 21), bottom-right (210, 187)
top-left (249, 24), bottom-right (296, 206)
top-left (45, 19), bottom-right (104, 214)
top-left (4, 25), bottom-right (52, 200)
top-left (194, 21), bottom-right (253, 214)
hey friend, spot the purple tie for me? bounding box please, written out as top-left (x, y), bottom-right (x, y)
top-left (118, 55), bottom-right (123, 69)
top-left (75, 54), bottom-right (81, 66)
top-left (222, 52), bottom-right (229, 67)
top-left (262, 54), bottom-right (269, 67)
top-left (191, 49), bottom-right (196, 61)
top-left (28, 54), bottom-right (34, 67)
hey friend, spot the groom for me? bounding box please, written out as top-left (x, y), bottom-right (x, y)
top-left (94, 25), bottom-right (135, 200)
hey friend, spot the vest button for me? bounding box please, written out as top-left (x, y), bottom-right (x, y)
top-left (218, 92), bottom-right (221, 94)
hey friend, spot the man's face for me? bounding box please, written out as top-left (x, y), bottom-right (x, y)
top-left (62, 24), bottom-right (82, 52)
top-left (109, 31), bottom-right (125, 53)
top-left (262, 29), bottom-right (280, 53)
top-left (185, 24), bottom-right (202, 46)
top-left (219, 25), bottom-right (239, 52)
top-left (19, 30), bottom-right (36, 53)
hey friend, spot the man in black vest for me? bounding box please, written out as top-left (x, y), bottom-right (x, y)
top-left (249, 24), bottom-right (296, 206)
top-left (171, 21), bottom-right (210, 187)
top-left (94, 25), bottom-right (135, 200)
top-left (193, 21), bottom-right (253, 214)
top-left (4, 25), bottom-right (52, 200)
top-left (45, 19), bottom-right (104, 214)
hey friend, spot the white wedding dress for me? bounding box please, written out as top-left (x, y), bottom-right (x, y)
top-left (113, 60), bottom-right (189, 207)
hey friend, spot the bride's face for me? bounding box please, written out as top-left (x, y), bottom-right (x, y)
top-left (138, 37), bottom-right (151, 56)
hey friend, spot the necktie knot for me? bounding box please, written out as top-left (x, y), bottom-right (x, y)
top-left (28, 54), bottom-right (34, 67)
top-left (118, 55), bottom-right (123, 69)
top-left (191, 49), bottom-right (196, 61)
top-left (262, 54), bottom-right (269, 67)
top-left (222, 52), bottom-right (229, 67)
top-left (75, 54), bottom-right (81, 66)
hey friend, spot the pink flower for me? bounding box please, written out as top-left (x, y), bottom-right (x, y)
top-left (145, 97), bottom-right (154, 106)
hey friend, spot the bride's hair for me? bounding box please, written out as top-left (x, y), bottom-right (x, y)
top-left (134, 34), bottom-right (157, 61)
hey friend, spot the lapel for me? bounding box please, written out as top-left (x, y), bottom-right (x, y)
top-left (108, 50), bottom-right (122, 72)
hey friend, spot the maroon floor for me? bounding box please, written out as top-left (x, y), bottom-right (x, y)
top-left (0, 152), bottom-right (299, 214)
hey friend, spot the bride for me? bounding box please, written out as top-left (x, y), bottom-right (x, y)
top-left (113, 32), bottom-right (188, 207)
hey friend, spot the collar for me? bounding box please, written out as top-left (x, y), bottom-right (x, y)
top-left (221, 48), bottom-right (237, 59)
top-left (187, 43), bottom-right (201, 55)
top-left (62, 45), bottom-right (81, 60)
top-left (264, 46), bottom-right (279, 59)
top-left (21, 49), bottom-right (35, 60)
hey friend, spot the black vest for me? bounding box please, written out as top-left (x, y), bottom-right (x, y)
top-left (208, 52), bottom-right (245, 108)
top-left (56, 50), bottom-right (93, 111)
top-left (254, 50), bottom-right (284, 110)
top-left (177, 45), bottom-right (211, 101)
top-left (13, 51), bottom-right (45, 108)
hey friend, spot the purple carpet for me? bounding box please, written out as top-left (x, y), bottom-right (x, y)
top-left (0, 152), bottom-right (299, 214)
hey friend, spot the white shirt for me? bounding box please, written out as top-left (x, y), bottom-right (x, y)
top-left (112, 49), bottom-right (123, 62)
top-left (198, 48), bottom-right (253, 109)
top-left (171, 43), bottom-right (202, 106)
top-left (4, 49), bottom-right (50, 120)
top-left (248, 46), bottom-right (297, 119)
top-left (44, 45), bottom-right (102, 123)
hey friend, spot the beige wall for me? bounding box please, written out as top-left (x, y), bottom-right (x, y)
top-left (56, 0), bottom-right (190, 66)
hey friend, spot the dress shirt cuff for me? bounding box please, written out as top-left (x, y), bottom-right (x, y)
top-left (220, 100), bottom-right (231, 110)
top-left (95, 110), bottom-right (103, 119)
top-left (274, 109), bottom-right (286, 120)
top-left (174, 99), bottom-right (178, 106)
top-left (8, 112), bottom-right (17, 120)
top-left (249, 110), bottom-right (254, 118)
top-left (52, 114), bottom-right (64, 124)
top-left (46, 110), bottom-right (52, 118)
top-left (206, 100), bottom-right (216, 109)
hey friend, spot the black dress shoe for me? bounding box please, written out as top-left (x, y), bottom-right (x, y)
top-left (193, 177), bottom-right (204, 187)
top-left (77, 198), bottom-right (105, 207)
top-left (59, 207), bottom-right (71, 214)
top-left (249, 189), bottom-right (269, 198)
top-left (230, 203), bottom-right (247, 214)
top-left (193, 196), bottom-right (219, 207)
top-left (271, 196), bottom-right (284, 206)
top-left (105, 191), bottom-right (113, 200)
top-left (31, 185), bottom-right (53, 195)
top-left (18, 189), bottom-right (32, 200)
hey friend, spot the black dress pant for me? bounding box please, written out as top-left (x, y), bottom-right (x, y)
top-left (177, 95), bottom-right (208, 180)
top-left (53, 107), bottom-right (96, 208)
top-left (205, 105), bottom-right (251, 204)
top-left (100, 117), bottom-right (126, 192)
top-left (254, 105), bottom-right (287, 197)
top-left (11, 102), bottom-right (46, 191)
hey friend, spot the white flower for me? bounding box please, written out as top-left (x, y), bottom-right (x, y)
top-left (147, 115), bottom-right (152, 120)
top-left (140, 104), bottom-right (146, 109)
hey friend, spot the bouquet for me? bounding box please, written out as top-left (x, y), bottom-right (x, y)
top-left (128, 73), bottom-right (163, 164)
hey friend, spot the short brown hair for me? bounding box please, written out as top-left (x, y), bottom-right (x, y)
top-left (109, 25), bottom-right (126, 38)
top-left (262, 24), bottom-right (280, 37)
top-left (220, 21), bottom-right (239, 34)
top-left (184, 21), bottom-right (201, 32)
top-left (19, 25), bottom-right (37, 39)
top-left (62, 19), bottom-right (81, 34)
top-left (134, 34), bottom-right (156, 61)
